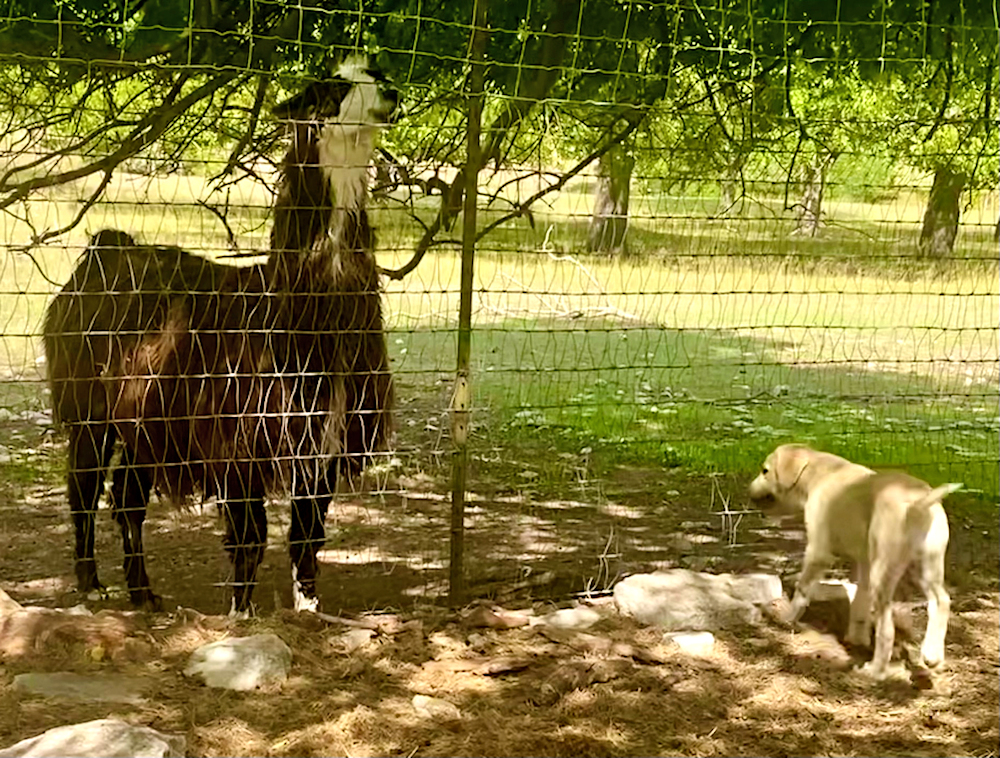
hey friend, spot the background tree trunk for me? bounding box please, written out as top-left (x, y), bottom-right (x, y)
top-left (718, 155), bottom-right (746, 215)
top-left (919, 166), bottom-right (965, 256)
top-left (587, 143), bottom-right (635, 254)
top-left (794, 151), bottom-right (838, 236)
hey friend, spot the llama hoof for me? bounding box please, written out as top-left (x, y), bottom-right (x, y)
top-left (294, 595), bottom-right (320, 614)
top-left (228, 598), bottom-right (257, 620)
top-left (75, 569), bottom-right (105, 597)
top-left (78, 583), bottom-right (109, 602)
top-left (130, 590), bottom-right (163, 612)
top-left (292, 584), bottom-right (320, 614)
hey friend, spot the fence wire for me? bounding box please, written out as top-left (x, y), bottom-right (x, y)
top-left (0, 1), bottom-right (996, 613)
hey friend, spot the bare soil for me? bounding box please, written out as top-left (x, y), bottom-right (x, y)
top-left (0, 416), bottom-right (997, 757)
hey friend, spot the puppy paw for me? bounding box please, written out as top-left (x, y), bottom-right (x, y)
top-left (763, 597), bottom-right (795, 627)
top-left (919, 648), bottom-right (945, 669)
top-left (845, 627), bottom-right (871, 648)
top-left (857, 661), bottom-right (890, 681)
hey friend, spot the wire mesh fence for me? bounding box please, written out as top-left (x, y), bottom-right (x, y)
top-left (0, 1), bottom-right (996, 614)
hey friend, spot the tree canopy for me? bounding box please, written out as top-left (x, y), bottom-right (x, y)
top-left (0, 0), bottom-right (994, 255)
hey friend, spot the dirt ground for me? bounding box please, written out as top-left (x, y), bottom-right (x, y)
top-left (0, 414), bottom-right (998, 757)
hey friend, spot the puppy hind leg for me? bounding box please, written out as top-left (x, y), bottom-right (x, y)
top-left (918, 551), bottom-right (950, 668)
top-left (846, 561), bottom-right (872, 647)
top-left (861, 558), bottom-right (906, 680)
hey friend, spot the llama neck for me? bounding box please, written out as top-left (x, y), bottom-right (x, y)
top-left (316, 124), bottom-right (377, 246)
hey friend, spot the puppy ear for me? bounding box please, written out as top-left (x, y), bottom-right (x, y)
top-left (774, 446), bottom-right (810, 492)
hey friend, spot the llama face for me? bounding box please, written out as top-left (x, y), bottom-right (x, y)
top-left (273, 57), bottom-right (398, 216)
top-left (272, 56), bottom-right (398, 132)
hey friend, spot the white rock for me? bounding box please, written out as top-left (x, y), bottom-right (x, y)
top-left (538, 606), bottom-right (602, 631)
top-left (663, 631), bottom-right (716, 656)
top-left (811, 579), bottom-right (857, 603)
top-left (466, 632), bottom-right (487, 650)
top-left (338, 628), bottom-right (375, 653)
top-left (13, 673), bottom-right (148, 704)
top-left (412, 694), bottom-right (462, 721)
top-left (0, 719), bottom-right (184, 758)
top-left (184, 633), bottom-right (291, 691)
top-left (0, 587), bottom-right (21, 615)
top-left (720, 573), bottom-right (784, 605)
top-left (613, 570), bottom-right (784, 632)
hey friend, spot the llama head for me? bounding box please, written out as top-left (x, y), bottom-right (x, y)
top-left (273, 56), bottom-right (398, 215)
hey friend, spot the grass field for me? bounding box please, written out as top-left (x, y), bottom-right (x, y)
top-left (0, 168), bottom-right (997, 503)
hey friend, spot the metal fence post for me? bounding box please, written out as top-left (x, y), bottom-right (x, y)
top-left (449, 0), bottom-right (488, 606)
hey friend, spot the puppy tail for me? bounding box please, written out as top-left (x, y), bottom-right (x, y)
top-left (913, 482), bottom-right (963, 510)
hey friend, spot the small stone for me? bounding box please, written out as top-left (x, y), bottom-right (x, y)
top-left (466, 632), bottom-right (488, 651)
top-left (338, 628), bottom-right (375, 653)
top-left (538, 606), bottom-right (602, 631)
top-left (13, 672), bottom-right (148, 705)
top-left (663, 631), bottom-right (716, 656)
top-left (412, 694), bottom-right (462, 721)
top-left (463, 606), bottom-right (529, 629)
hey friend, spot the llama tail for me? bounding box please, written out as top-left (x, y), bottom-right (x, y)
top-left (913, 482), bottom-right (963, 510)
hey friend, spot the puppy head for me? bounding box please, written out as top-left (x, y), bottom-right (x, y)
top-left (748, 444), bottom-right (813, 510)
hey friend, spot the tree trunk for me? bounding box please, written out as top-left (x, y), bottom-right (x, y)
top-left (587, 143), bottom-right (634, 254)
top-left (718, 155), bottom-right (745, 215)
top-left (794, 151), bottom-right (838, 236)
top-left (919, 167), bottom-right (965, 257)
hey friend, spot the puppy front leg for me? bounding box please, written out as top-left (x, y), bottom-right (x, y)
top-left (789, 549), bottom-right (829, 623)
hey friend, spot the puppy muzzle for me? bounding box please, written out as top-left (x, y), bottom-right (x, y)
top-left (747, 475), bottom-right (775, 502)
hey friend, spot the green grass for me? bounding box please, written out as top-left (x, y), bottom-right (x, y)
top-left (1, 168), bottom-right (997, 501)
top-left (392, 319), bottom-right (998, 500)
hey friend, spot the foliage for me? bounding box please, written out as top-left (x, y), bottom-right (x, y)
top-left (0, 0), bottom-right (996, 248)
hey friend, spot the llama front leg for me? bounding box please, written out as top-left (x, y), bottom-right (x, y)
top-left (289, 485), bottom-right (333, 613)
top-left (108, 449), bottom-right (159, 610)
top-left (67, 425), bottom-right (115, 596)
top-left (221, 497), bottom-right (268, 615)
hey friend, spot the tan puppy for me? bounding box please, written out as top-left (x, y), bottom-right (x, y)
top-left (748, 444), bottom-right (959, 679)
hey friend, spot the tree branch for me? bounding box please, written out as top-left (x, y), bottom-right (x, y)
top-left (0, 71), bottom-right (236, 212)
top-left (476, 111), bottom-right (648, 241)
top-left (215, 73), bottom-right (270, 183)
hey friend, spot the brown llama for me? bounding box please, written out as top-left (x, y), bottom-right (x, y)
top-left (43, 58), bottom-right (398, 614)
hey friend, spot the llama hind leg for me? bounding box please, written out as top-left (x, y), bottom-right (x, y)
top-left (221, 497), bottom-right (268, 615)
top-left (109, 450), bottom-right (159, 610)
top-left (289, 489), bottom-right (332, 613)
top-left (67, 425), bottom-right (115, 595)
